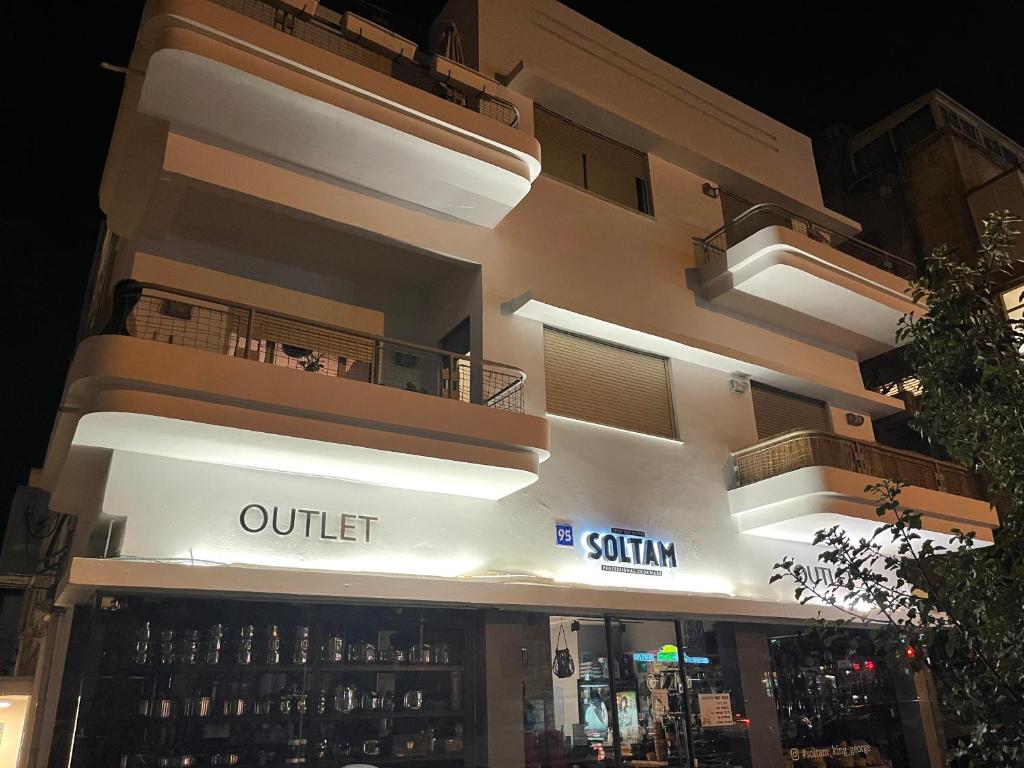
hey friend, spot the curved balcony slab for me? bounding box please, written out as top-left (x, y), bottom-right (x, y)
top-left (698, 226), bottom-right (919, 358)
top-left (46, 336), bottom-right (548, 501)
top-left (103, 0), bottom-right (541, 233)
top-left (729, 465), bottom-right (997, 548)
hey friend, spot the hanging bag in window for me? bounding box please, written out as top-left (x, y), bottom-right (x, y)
top-left (552, 623), bottom-right (575, 678)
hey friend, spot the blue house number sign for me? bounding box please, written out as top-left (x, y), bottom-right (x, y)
top-left (555, 523), bottom-right (574, 547)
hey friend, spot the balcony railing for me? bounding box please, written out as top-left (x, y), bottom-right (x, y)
top-left (208, 0), bottom-right (521, 128)
top-left (695, 203), bottom-right (917, 280)
top-left (733, 430), bottom-right (980, 500)
top-left (98, 283), bottom-right (526, 413)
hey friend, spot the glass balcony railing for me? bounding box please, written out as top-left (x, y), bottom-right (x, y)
top-left (97, 282), bottom-right (526, 413)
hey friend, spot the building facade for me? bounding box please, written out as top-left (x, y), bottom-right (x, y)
top-left (2, 3), bottom-right (1001, 767)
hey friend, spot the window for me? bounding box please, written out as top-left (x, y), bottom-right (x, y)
top-left (852, 134), bottom-right (894, 176)
top-left (543, 327), bottom-right (675, 438)
top-left (891, 106), bottom-right (936, 151)
top-left (534, 106), bottom-right (654, 214)
top-left (751, 382), bottom-right (829, 441)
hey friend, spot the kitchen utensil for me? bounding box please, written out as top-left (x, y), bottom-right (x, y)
top-left (410, 643), bottom-right (432, 664)
top-left (134, 622), bottom-right (151, 665)
top-left (443, 737), bottom-right (464, 754)
top-left (293, 625), bottom-right (310, 665)
top-left (402, 690), bottom-right (424, 710)
top-left (362, 690), bottom-right (383, 710)
top-left (383, 691), bottom-right (397, 711)
top-left (347, 642), bottom-right (377, 664)
top-left (333, 684), bottom-right (359, 713)
top-left (324, 634), bottom-right (345, 663)
top-left (179, 629), bottom-right (200, 665)
top-left (159, 629), bottom-right (175, 665)
top-left (392, 734), bottom-right (429, 758)
top-left (361, 739), bottom-right (381, 757)
top-left (381, 647), bottom-right (407, 664)
top-left (205, 625), bottom-right (225, 665)
top-left (266, 625), bottom-right (281, 665)
top-left (433, 644), bottom-right (451, 665)
top-left (285, 738), bottom-right (307, 764)
top-left (238, 625), bottom-right (254, 665)
top-left (181, 695), bottom-right (211, 718)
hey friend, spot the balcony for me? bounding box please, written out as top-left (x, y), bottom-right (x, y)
top-left (728, 431), bottom-right (996, 547)
top-left (51, 284), bottom-right (548, 500)
top-left (102, 0), bottom-right (541, 235)
top-left (695, 204), bottom-right (919, 358)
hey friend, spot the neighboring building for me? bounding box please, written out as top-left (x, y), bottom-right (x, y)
top-left (4, 3), bottom-right (999, 767)
top-left (817, 90), bottom-right (1024, 450)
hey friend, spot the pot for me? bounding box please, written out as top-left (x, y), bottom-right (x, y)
top-left (410, 643), bottom-right (432, 665)
top-left (222, 697), bottom-right (247, 717)
top-left (181, 696), bottom-right (211, 718)
top-left (323, 635), bottom-right (345, 664)
top-left (347, 642), bottom-right (377, 664)
top-left (381, 648), bottom-right (407, 665)
top-left (362, 690), bottom-right (383, 711)
top-left (333, 684), bottom-right (359, 713)
top-left (151, 697), bottom-right (174, 719)
top-left (402, 690), bottom-right (424, 711)
top-left (433, 643), bottom-right (451, 665)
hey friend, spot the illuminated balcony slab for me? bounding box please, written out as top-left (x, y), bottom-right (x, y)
top-left (698, 219), bottom-right (919, 358)
top-left (729, 432), bottom-right (996, 548)
top-left (102, 0), bottom-right (541, 233)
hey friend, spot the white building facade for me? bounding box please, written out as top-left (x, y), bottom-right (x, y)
top-left (12, 1), bottom-right (999, 767)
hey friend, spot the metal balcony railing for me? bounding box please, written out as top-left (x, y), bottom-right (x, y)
top-left (695, 203), bottom-right (917, 280)
top-left (733, 430), bottom-right (980, 500)
top-left (98, 283), bottom-right (526, 413)
top-left (208, 0), bottom-right (520, 128)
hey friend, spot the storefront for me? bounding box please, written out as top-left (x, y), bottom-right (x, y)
top-left (50, 595), bottom-right (936, 768)
top-left (44, 431), bottom-right (943, 768)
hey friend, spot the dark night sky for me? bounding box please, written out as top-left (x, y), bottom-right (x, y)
top-left (1, 2), bottom-right (1022, 537)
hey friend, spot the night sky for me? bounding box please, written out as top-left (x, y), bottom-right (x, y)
top-left (2, 2), bottom-right (1022, 537)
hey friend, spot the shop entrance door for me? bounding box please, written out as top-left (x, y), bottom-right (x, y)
top-left (605, 617), bottom-right (693, 768)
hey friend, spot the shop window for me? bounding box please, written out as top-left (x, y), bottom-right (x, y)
top-left (751, 382), bottom-right (830, 441)
top-left (543, 327), bottom-right (676, 439)
top-left (535, 105), bottom-right (654, 214)
top-left (770, 629), bottom-right (922, 768)
top-left (53, 596), bottom-right (478, 768)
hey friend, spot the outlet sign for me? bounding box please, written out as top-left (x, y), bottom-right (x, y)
top-left (585, 527), bottom-right (678, 576)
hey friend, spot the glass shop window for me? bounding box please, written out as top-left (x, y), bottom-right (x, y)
top-left (770, 629), bottom-right (919, 768)
top-left (52, 595), bottom-right (478, 768)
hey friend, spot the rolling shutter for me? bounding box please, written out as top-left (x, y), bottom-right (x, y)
top-left (751, 382), bottom-right (829, 441)
top-left (544, 327), bottom-right (675, 438)
top-left (534, 106), bottom-right (653, 213)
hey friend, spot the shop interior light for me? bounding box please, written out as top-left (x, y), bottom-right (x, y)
top-left (0, 700), bottom-right (11, 708)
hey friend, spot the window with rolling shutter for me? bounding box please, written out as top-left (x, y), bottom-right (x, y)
top-left (534, 105), bottom-right (654, 214)
top-left (543, 327), bottom-right (675, 438)
top-left (751, 383), bottom-right (830, 441)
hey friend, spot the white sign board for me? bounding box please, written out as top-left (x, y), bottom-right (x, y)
top-left (697, 692), bottom-right (733, 727)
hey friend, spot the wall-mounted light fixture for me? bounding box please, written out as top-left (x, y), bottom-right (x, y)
top-left (702, 183), bottom-right (721, 199)
top-left (845, 413), bottom-right (865, 427)
top-left (729, 378), bottom-right (749, 395)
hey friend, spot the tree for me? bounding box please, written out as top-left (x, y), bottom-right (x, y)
top-left (772, 212), bottom-right (1024, 766)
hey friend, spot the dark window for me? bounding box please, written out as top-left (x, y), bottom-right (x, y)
top-left (892, 106), bottom-right (936, 150)
top-left (852, 134), bottom-right (894, 176)
top-left (535, 106), bottom-right (654, 214)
